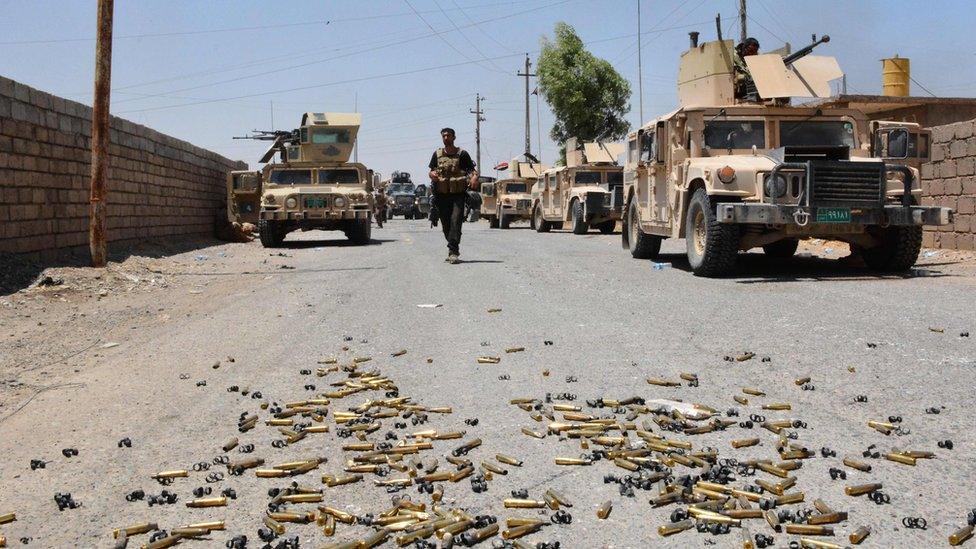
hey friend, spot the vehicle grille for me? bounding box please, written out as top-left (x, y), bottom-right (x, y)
top-left (809, 162), bottom-right (884, 207)
top-left (396, 196), bottom-right (413, 205)
top-left (516, 199), bottom-right (530, 210)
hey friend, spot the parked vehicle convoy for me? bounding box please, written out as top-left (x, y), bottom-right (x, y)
top-left (482, 158), bottom-right (547, 228)
top-left (532, 140), bottom-right (625, 235)
top-left (621, 34), bottom-right (953, 276)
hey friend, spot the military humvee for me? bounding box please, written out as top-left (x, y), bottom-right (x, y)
top-left (533, 140), bottom-right (625, 234)
top-left (621, 35), bottom-right (953, 276)
top-left (385, 172), bottom-right (421, 219)
top-left (227, 170), bottom-right (261, 225)
top-left (482, 158), bottom-right (547, 229)
top-left (871, 120), bottom-right (930, 170)
top-left (256, 113), bottom-right (374, 247)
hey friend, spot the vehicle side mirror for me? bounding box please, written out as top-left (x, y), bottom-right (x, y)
top-left (885, 128), bottom-right (909, 159)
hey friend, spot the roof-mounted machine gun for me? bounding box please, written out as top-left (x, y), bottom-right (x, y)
top-left (782, 34), bottom-right (830, 66)
top-left (233, 129), bottom-right (300, 164)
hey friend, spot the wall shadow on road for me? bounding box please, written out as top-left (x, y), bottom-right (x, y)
top-left (278, 238), bottom-right (396, 249)
top-left (652, 252), bottom-right (952, 283)
top-left (458, 259), bottom-right (504, 265)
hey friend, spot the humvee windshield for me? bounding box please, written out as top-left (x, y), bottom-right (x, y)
top-left (318, 169), bottom-right (360, 185)
top-left (504, 183), bottom-right (527, 193)
top-left (704, 121), bottom-right (766, 150)
top-left (780, 121), bottom-right (855, 148)
top-left (607, 172), bottom-right (623, 185)
top-left (269, 169), bottom-right (312, 185)
top-left (389, 183), bottom-right (415, 194)
top-left (574, 171), bottom-right (602, 185)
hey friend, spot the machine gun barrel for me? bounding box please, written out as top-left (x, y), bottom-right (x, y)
top-left (782, 35), bottom-right (830, 66)
top-left (232, 129), bottom-right (298, 141)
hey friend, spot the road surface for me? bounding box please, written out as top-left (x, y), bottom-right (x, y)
top-left (0, 219), bottom-right (974, 548)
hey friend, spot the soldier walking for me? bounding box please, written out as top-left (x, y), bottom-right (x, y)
top-left (428, 128), bottom-right (478, 264)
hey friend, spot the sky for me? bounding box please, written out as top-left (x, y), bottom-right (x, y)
top-left (3, 0), bottom-right (976, 181)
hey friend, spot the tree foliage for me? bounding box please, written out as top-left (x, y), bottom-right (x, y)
top-left (537, 22), bottom-right (631, 163)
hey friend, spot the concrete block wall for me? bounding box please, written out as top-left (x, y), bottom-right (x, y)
top-left (921, 118), bottom-right (976, 251)
top-left (0, 76), bottom-right (246, 259)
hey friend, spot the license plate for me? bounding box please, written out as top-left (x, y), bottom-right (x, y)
top-left (304, 198), bottom-right (327, 208)
top-left (816, 208), bottom-right (851, 223)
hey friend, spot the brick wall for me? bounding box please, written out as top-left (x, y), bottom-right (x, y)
top-left (0, 76), bottom-right (246, 259)
top-left (921, 119), bottom-right (976, 251)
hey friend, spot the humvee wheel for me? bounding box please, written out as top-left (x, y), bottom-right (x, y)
top-left (859, 226), bottom-right (922, 272)
top-left (489, 215), bottom-right (499, 229)
top-left (258, 220), bottom-right (285, 248)
top-left (534, 206), bottom-right (551, 233)
top-left (627, 201), bottom-right (661, 259)
top-left (685, 188), bottom-right (740, 277)
top-left (570, 199), bottom-right (589, 235)
top-left (762, 238), bottom-right (799, 258)
top-left (346, 217), bottom-right (372, 245)
top-left (500, 210), bottom-right (512, 229)
top-left (597, 220), bottom-right (615, 234)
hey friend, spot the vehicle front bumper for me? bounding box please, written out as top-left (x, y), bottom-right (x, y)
top-left (716, 203), bottom-right (953, 226)
top-left (500, 204), bottom-right (531, 217)
top-left (260, 208), bottom-right (370, 221)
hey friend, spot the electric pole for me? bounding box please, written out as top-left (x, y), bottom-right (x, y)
top-left (517, 54), bottom-right (536, 156)
top-left (739, 0), bottom-right (747, 43)
top-left (637, 0), bottom-right (644, 123)
top-left (89, 0), bottom-right (114, 267)
top-left (469, 93), bottom-right (486, 171)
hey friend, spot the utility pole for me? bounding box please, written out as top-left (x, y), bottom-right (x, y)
top-left (469, 93), bottom-right (486, 170)
top-left (353, 92), bottom-right (358, 163)
top-left (89, 0), bottom-right (114, 268)
top-left (517, 54), bottom-right (536, 156)
top-left (739, 0), bottom-right (747, 43)
top-left (637, 0), bottom-right (644, 123)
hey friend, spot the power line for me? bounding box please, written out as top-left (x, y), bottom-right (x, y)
top-left (112, 0), bottom-right (569, 105)
top-left (0, 0), bottom-right (547, 45)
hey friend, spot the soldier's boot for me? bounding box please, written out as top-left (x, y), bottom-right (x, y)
top-left (447, 253), bottom-right (460, 265)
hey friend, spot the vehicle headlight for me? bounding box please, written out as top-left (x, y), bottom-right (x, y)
top-left (285, 196), bottom-right (298, 209)
top-left (764, 174), bottom-right (787, 198)
top-left (717, 165), bottom-right (736, 184)
top-left (334, 196), bottom-right (346, 208)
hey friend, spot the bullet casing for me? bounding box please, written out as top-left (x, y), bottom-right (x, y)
top-left (785, 524), bottom-right (833, 535)
top-left (597, 500), bottom-right (612, 519)
top-left (950, 525), bottom-right (974, 546)
top-left (113, 522), bottom-right (157, 538)
top-left (658, 519), bottom-right (694, 536)
top-left (186, 496), bottom-right (227, 508)
top-left (849, 525), bottom-right (870, 544)
top-left (504, 499), bottom-right (546, 509)
top-left (844, 483), bottom-right (882, 496)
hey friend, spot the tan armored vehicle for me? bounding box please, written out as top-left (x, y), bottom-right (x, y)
top-left (227, 170), bottom-right (261, 225)
top-left (621, 34), bottom-right (953, 276)
top-left (532, 141), bottom-right (625, 234)
top-left (871, 120), bottom-right (930, 170)
top-left (482, 158), bottom-right (547, 228)
top-left (252, 113), bottom-right (374, 247)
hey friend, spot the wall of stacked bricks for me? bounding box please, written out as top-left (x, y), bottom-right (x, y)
top-left (921, 118), bottom-right (976, 251)
top-left (0, 76), bottom-right (246, 259)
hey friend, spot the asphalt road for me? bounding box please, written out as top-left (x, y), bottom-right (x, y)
top-left (0, 218), bottom-right (974, 548)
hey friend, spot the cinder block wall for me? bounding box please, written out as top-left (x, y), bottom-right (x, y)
top-left (0, 76), bottom-right (246, 260)
top-left (921, 119), bottom-right (976, 251)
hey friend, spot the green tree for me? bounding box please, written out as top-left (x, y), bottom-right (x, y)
top-left (537, 22), bottom-right (631, 164)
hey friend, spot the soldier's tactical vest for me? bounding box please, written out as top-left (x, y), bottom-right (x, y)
top-left (435, 148), bottom-right (469, 194)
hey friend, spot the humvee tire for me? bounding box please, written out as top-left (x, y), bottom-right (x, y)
top-left (534, 206), bottom-right (551, 233)
top-left (762, 238), bottom-right (799, 258)
top-left (597, 220), bottom-right (615, 234)
top-left (500, 210), bottom-right (511, 229)
top-left (488, 215), bottom-right (499, 229)
top-left (686, 188), bottom-right (740, 277)
top-left (627, 201), bottom-right (661, 259)
top-left (570, 199), bottom-right (589, 234)
top-left (345, 218), bottom-right (372, 245)
top-left (258, 220), bottom-right (285, 248)
top-left (859, 226), bottom-right (922, 272)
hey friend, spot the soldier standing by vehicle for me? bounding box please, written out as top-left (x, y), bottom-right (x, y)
top-left (429, 128), bottom-right (478, 264)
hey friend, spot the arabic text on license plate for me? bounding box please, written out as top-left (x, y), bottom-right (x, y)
top-left (816, 208), bottom-right (851, 223)
top-left (305, 198), bottom-right (327, 208)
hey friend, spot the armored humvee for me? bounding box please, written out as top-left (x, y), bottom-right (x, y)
top-left (227, 170), bottom-right (261, 225)
top-left (871, 120), bottom-right (930, 170)
top-left (533, 140), bottom-right (625, 234)
top-left (482, 158), bottom-right (547, 229)
top-left (255, 113), bottom-right (374, 247)
top-left (385, 172), bottom-right (421, 219)
top-left (621, 35), bottom-right (953, 276)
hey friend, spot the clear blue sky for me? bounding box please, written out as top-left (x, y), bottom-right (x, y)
top-left (3, 1), bottom-right (975, 180)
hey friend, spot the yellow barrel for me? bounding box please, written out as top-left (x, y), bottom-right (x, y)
top-left (882, 57), bottom-right (910, 97)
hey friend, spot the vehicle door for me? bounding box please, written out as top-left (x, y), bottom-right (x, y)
top-left (481, 181), bottom-right (496, 215)
top-left (227, 170), bottom-right (261, 224)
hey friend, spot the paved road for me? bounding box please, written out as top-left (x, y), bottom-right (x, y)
top-left (0, 219), bottom-right (974, 548)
